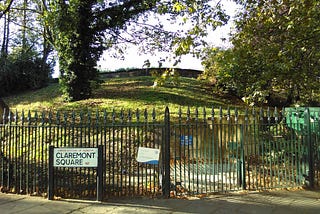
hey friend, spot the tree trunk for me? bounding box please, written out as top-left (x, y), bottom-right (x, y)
top-left (0, 98), bottom-right (10, 123)
top-left (1, 13), bottom-right (9, 56)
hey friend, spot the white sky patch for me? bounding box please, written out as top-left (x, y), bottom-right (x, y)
top-left (97, 0), bottom-right (239, 71)
top-left (53, 0), bottom-right (240, 77)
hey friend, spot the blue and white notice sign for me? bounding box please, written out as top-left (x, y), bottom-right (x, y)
top-left (136, 147), bottom-right (160, 165)
top-left (180, 135), bottom-right (193, 146)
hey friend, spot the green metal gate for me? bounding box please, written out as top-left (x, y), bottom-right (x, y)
top-left (284, 107), bottom-right (320, 188)
top-left (170, 107), bottom-right (320, 195)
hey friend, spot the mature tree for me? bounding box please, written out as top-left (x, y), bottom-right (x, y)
top-left (0, 0), bottom-right (14, 56)
top-left (202, 0), bottom-right (320, 106)
top-left (233, 0), bottom-right (320, 105)
top-left (0, 0), bottom-right (53, 96)
top-left (43, 0), bottom-right (229, 101)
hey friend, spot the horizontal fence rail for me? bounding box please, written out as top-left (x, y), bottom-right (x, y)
top-left (0, 108), bottom-right (169, 199)
top-left (0, 107), bottom-right (319, 200)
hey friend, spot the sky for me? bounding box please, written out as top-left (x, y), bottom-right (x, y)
top-left (96, 1), bottom-right (239, 72)
top-left (53, 1), bottom-right (239, 77)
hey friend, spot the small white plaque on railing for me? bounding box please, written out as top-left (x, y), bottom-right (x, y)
top-left (136, 147), bottom-right (160, 164)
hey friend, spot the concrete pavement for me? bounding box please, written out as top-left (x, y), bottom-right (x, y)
top-left (0, 189), bottom-right (320, 214)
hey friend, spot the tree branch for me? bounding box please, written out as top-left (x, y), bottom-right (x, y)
top-left (93, 0), bottom-right (157, 32)
top-left (0, 0), bottom-right (15, 19)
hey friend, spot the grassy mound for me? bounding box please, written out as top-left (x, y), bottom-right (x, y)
top-left (3, 76), bottom-right (244, 113)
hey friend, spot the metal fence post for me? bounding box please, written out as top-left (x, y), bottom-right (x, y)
top-left (48, 146), bottom-right (54, 200)
top-left (163, 107), bottom-right (171, 198)
top-left (97, 145), bottom-right (103, 201)
top-left (240, 124), bottom-right (246, 190)
top-left (304, 108), bottom-right (314, 188)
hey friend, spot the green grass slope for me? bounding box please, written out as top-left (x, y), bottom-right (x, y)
top-left (3, 76), bottom-right (244, 113)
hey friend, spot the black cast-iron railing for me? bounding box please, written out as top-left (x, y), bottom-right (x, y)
top-left (0, 107), bottom-right (319, 200)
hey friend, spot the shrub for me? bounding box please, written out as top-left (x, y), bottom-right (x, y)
top-left (0, 55), bottom-right (52, 96)
top-left (151, 68), bottom-right (180, 87)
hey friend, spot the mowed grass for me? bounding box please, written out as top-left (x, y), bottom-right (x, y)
top-left (3, 76), bottom-right (244, 114)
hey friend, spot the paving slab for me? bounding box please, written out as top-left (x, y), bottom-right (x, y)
top-left (0, 189), bottom-right (319, 214)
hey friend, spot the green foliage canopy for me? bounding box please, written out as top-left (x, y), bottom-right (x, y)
top-left (234, 0), bottom-right (320, 105)
top-left (202, 0), bottom-right (320, 106)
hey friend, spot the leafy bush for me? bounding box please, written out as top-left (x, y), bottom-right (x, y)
top-left (151, 68), bottom-right (180, 87)
top-left (0, 55), bottom-right (52, 96)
